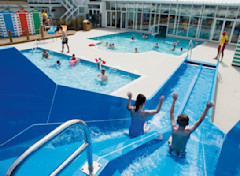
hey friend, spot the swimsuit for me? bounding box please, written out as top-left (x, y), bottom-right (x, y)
top-left (42, 53), bottom-right (48, 58)
top-left (62, 38), bottom-right (68, 44)
top-left (168, 144), bottom-right (186, 158)
top-left (129, 118), bottom-right (145, 137)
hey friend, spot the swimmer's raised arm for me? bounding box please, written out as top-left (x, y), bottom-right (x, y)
top-left (170, 92), bottom-right (178, 128)
top-left (188, 101), bottom-right (214, 133)
top-left (127, 92), bottom-right (133, 110)
top-left (144, 96), bottom-right (164, 115)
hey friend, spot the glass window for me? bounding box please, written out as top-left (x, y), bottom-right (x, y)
top-left (143, 3), bottom-right (151, 13)
top-left (155, 14), bottom-right (160, 25)
top-left (128, 12), bottom-right (134, 29)
top-left (152, 3), bottom-right (156, 13)
top-left (137, 3), bottom-right (143, 12)
top-left (223, 21), bottom-right (234, 37)
top-left (238, 8), bottom-right (240, 19)
top-left (231, 21), bottom-right (240, 43)
top-left (107, 11), bottom-right (110, 26)
top-left (151, 13), bottom-right (155, 25)
top-left (116, 2), bottom-right (121, 11)
top-left (216, 6), bottom-right (227, 18)
top-left (212, 19), bottom-right (224, 41)
top-left (112, 12), bottom-right (116, 26)
top-left (188, 17), bottom-right (199, 38)
top-left (122, 3), bottom-right (127, 11)
top-left (203, 6), bottom-right (216, 17)
top-left (199, 18), bottom-right (214, 40)
top-left (110, 2), bottom-right (115, 10)
top-left (106, 2), bottom-right (110, 10)
top-left (168, 15), bottom-right (176, 34)
top-left (170, 4), bottom-right (178, 15)
top-left (156, 4), bottom-right (161, 13)
top-left (142, 13), bottom-right (150, 31)
top-left (180, 5), bottom-right (192, 16)
top-left (192, 5), bottom-right (202, 16)
top-left (160, 4), bottom-right (169, 14)
top-left (226, 7), bottom-right (238, 19)
top-left (128, 2), bottom-right (135, 11)
top-left (136, 13), bottom-right (142, 30)
top-left (176, 16), bottom-right (189, 37)
top-left (160, 14), bottom-right (168, 25)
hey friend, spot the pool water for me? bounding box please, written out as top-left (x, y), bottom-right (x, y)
top-left (3, 63), bottom-right (224, 176)
top-left (90, 32), bottom-right (202, 56)
top-left (21, 48), bottom-right (140, 94)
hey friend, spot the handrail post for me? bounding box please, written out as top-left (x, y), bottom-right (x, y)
top-left (83, 124), bottom-right (93, 173)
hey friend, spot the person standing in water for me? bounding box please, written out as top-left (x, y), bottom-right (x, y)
top-left (127, 92), bottom-right (165, 137)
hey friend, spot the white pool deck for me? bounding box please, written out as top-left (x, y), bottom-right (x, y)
top-left (12, 28), bottom-right (240, 133)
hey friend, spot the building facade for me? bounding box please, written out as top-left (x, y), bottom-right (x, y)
top-left (102, 1), bottom-right (240, 45)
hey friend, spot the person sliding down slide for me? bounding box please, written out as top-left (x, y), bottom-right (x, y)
top-left (168, 92), bottom-right (214, 158)
top-left (127, 92), bottom-right (165, 138)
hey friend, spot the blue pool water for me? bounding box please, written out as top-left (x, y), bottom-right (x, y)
top-left (90, 32), bottom-right (202, 56)
top-left (2, 63), bottom-right (224, 176)
top-left (21, 48), bottom-right (139, 94)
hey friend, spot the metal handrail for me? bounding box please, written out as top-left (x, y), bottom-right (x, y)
top-left (5, 119), bottom-right (93, 176)
top-left (187, 39), bottom-right (193, 60)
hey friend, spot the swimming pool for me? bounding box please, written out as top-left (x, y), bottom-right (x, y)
top-left (1, 61), bottom-right (224, 176)
top-left (21, 48), bottom-right (140, 94)
top-left (90, 32), bottom-right (202, 56)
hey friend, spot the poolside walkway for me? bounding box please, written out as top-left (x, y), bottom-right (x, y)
top-left (12, 28), bottom-right (240, 132)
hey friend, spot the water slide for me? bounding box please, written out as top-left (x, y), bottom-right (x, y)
top-left (0, 46), bottom-right (226, 175)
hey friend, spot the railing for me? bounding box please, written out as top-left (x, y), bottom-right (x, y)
top-left (5, 119), bottom-right (93, 176)
top-left (187, 39), bottom-right (193, 60)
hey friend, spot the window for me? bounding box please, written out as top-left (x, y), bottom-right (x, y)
top-left (226, 7), bottom-right (238, 19)
top-left (216, 6), bottom-right (227, 18)
top-left (203, 6), bottom-right (216, 17)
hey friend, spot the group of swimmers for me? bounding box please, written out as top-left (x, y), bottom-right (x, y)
top-left (41, 50), bottom-right (108, 85)
top-left (127, 92), bottom-right (214, 158)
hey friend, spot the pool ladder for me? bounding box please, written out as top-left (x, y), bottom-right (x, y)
top-left (5, 119), bottom-right (101, 176)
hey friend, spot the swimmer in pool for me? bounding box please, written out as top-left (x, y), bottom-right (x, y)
top-left (70, 54), bottom-right (79, 64)
top-left (180, 47), bottom-right (183, 52)
top-left (154, 42), bottom-right (160, 49)
top-left (127, 92), bottom-right (165, 137)
top-left (172, 42), bottom-right (177, 51)
top-left (131, 35), bottom-right (135, 40)
top-left (168, 92), bottom-right (214, 158)
top-left (97, 68), bottom-right (108, 85)
top-left (56, 60), bottom-right (61, 69)
top-left (134, 48), bottom-right (139, 53)
top-left (42, 49), bottom-right (49, 60)
top-left (105, 42), bottom-right (108, 47)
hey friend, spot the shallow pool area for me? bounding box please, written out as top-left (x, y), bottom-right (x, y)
top-left (90, 32), bottom-right (202, 55)
top-left (21, 48), bottom-right (140, 94)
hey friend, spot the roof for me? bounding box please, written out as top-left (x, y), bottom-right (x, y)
top-left (106, 0), bottom-right (240, 6)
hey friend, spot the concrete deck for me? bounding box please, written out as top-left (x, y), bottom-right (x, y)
top-left (11, 28), bottom-right (240, 132)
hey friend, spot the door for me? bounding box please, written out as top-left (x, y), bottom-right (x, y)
top-left (19, 14), bottom-right (28, 35)
top-left (3, 14), bottom-right (15, 36)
